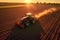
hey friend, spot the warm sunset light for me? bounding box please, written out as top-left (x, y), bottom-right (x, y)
top-left (0, 0), bottom-right (60, 3)
top-left (26, 12), bottom-right (32, 15)
top-left (24, 0), bottom-right (32, 4)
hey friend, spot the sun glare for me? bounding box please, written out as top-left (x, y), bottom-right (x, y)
top-left (26, 12), bottom-right (32, 15)
top-left (24, 0), bottom-right (32, 4)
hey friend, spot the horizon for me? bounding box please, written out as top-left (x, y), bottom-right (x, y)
top-left (0, 0), bottom-right (60, 3)
top-left (0, 2), bottom-right (60, 4)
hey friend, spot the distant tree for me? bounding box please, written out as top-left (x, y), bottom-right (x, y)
top-left (36, 2), bottom-right (39, 4)
top-left (44, 2), bottom-right (46, 4)
top-left (39, 2), bottom-right (42, 4)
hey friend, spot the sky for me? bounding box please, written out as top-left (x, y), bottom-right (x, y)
top-left (0, 0), bottom-right (60, 3)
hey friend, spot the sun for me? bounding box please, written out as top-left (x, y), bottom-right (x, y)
top-left (24, 0), bottom-right (32, 4)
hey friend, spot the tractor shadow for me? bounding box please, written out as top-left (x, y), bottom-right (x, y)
top-left (6, 20), bottom-right (44, 40)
